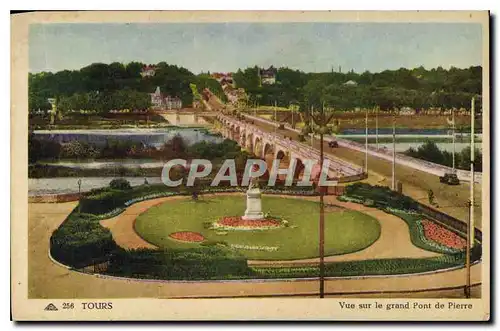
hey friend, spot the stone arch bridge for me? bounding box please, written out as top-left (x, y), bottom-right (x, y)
top-left (217, 114), bottom-right (366, 182)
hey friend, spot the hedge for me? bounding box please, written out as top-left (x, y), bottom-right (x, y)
top-left (105, 247), bottom-right (251, 280)
top-left (102, 245), bottom-right (482, 280)
top-left (252, 247), bottom-right (482, 279)
top-left (344, 182), bottom-right (418, 211)
top-left (50, 211), bottom-right (119, 268)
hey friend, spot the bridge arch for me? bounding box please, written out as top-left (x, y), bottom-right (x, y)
top-left (246, 131), bottom-right (254, 153)
top-left (275, 149), bottom-right (291, 179)
top-left (240, 129), bottom-right (247, 149)
top-left (232, 125), bottom-right (240, 142)
top-left (254, 136), bottom-right (264, 159)
top-left (293, 157), bottom-right (306, 181)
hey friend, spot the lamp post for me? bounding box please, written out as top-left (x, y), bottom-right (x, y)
top-left (311, 104), bottom-right (336, 299)
top-left (452, 108), bottom-right (456, 173)
top-left (375, 107), bottom-right (379, 150)
top-left (77, 178), bottom-right (82, 214)
top-left (392, 114), bottom-right (396, 190)
top-left (464, 200), bottom-right (471, 298)
top-left (365, 108), bottom-right (368, 174)
top-left (470, 97), bottom-right (475, 246)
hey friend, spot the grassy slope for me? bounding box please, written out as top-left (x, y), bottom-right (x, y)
top-left (134, 196), bottom-right (381, 260)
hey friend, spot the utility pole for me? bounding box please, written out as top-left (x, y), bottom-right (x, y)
top-left (274, 100), bottom-right (277, 134)
top-left (310, 103), bottom-right (335, 299)
top-left (375, 107), bottom-right (379, 150)
top-left (470, 97), bottom-right (475, 246)
top-left (310, 105), bottom-right (314, 147)
top-left (465, 200), bottom-right (471, 298)
top-left (452, 108), bottom-right (456, 172)
top-left (319, 106), bottom-right (325, 298)
top-left (392, 114), bottom-right (396, 190)
top-left (77, 179), bottom-right (82, 214)
top-left (365, 108), bottom-right (368, 174)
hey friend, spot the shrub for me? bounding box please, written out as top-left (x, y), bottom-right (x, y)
top-left (252, 251), bottom-right (479, 279)
top-left (109, 178), bottom-right (132, 190)
top-left (344, 183), bottom-right (418, 211)
top-left (50, 211), bottom-right (119, 268)
top-left (105, 247), bottom-right (249, 280)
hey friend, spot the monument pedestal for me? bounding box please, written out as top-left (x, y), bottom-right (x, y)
top-left (242, 187), bottom-right (264, 220)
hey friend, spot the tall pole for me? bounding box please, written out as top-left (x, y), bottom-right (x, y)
top-left (365, 108), bottom-right (368, 173)
top-left (465, 200), bottom-right (471, 298)
top-left (392, 115), bottom-right (396, 190)
top-left (470, 97), bottom-right (475, 246)
top-left (318, 108), bottom-right (325, 299)
top-left (274, 100), bottom-right (277, 134)
top-left (375, 107), bottom-right (379, 150)
top-left (77, 179), bottom-right (82, 214)
top-left (310, 105), bottom-right (314, 147)
top-left (452, 108), bottom-right (456, 172)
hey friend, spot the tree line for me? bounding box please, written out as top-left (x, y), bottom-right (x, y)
top-left (404, 140), bottom-right (482, 172)
top-left (29, 62), bottom-right (226, 112)
top-left (233, 66), bottom-right (482, 111)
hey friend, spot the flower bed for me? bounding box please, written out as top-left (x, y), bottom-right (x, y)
top-left (168, 231), bottom-right (205, 243)
top-left (212, 216), bottom-right (284, 231)
top-left (421, 220), bottom-right (466, 250)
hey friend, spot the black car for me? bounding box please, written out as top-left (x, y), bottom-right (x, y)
top-left (328, 141), bottom-right (339, 148)
top-left (439, 173), bottom-right (460, 185)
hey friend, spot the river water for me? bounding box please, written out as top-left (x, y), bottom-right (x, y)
top-left (33, 127), bottom-right (223, 148)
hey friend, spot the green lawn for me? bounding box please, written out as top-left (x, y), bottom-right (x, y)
top-left (134, 196), bottom-right (381, 260)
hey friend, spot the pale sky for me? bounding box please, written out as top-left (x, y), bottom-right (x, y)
top-left (29, 22), bottom-right (482, 74)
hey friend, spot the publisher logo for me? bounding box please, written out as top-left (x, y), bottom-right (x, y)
top-left (44, 303), bottom-right (58, 311)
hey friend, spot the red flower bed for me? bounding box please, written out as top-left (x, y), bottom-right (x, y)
top-left (217, 216), bottom-right (281, 228)
top-left (169, 231), bottom-right (205, 242)
top-left (421, 220), bottom-right (466, 249)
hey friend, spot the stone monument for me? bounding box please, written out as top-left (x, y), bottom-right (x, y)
top-left (242, 176), bottom-right (264, 220)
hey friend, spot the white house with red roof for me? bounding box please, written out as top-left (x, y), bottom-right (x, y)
top-left (141, 64), bottom-right (157, 78)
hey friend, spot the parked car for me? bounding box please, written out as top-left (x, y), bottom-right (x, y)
top-left (439, 173), bottom-right (460, 185)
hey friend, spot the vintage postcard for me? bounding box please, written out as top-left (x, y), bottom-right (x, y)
top-left (11, 10), bottom-right (490, 321)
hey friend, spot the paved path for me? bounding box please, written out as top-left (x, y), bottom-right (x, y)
top-left (29, 200), bottom-right (481, 299)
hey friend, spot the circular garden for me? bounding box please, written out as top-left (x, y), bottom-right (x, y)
top-left (133, 196), bottom-right (381, 260)
top-left (49, 182), bottom-right (482, 281)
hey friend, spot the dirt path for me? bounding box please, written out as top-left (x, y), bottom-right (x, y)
top-left (29, 201), bottom-right (481, 299)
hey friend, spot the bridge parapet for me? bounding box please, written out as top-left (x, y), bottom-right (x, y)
top-left (217, 114), bottom-right (365, 179)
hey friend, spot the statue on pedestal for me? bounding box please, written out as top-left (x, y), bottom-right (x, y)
top-left (242, 173), bottom-right (264, 220)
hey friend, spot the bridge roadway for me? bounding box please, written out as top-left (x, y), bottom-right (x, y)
top-left (217, 113), bottom-right (366, 182)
